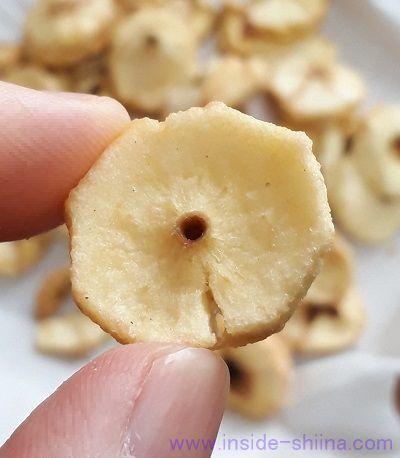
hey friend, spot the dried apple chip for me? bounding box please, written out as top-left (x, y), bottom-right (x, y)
top-left (319, 125), bottom-right (400, 243)
top-left (218, 0), bottom-right (328, 54)
top-left (0, 233), bottom-right (52, 277)
top-left (351, 106), bottom-right (400, 201)
top-left (4, 65), bottom-right (67, 91)
top-left (35, 265), bottom-right (71, 319)
top-left (37, 311), bottom-right (108, 358)
top-left (201, 55), bottom-right (266, 108)
top-left (110, 6), bottom-right (197, 114)
top-left (0, 44), bottom-right (21, 75)
top-left (24, 0), bottom-right (118, 68)
top-left (282, 235), bottom-right (365, 353)
top-left (220, 335), bottom-right (292, 418)
top-left (66, 103), bottom-right (333, 349)
top-left (270, 52), bottom-right (365, 123)
top-left (282, 288), bottom-right (365, 354)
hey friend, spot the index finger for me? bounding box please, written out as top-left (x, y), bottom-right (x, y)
top-left (0, 82), bottom-right (130, 242)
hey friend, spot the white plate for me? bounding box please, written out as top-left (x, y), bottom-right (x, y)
top-left (0, 1), bottom-right (399, 456)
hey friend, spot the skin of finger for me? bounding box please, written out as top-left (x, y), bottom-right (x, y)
top-left (0, 82), bottom-right (130, 242)
top-left (0, 343), bottom-right (229, 458)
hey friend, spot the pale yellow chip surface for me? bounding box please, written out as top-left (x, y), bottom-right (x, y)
top-left (281, 234), bottom-right (365, 354)
top-left (319, 125), bottom-right (400, 243)
top-left (37, 311), bottom-right (108, 358)
top-left (110, 6), bottom-right (197, 113)
top-left (24, 0), bottom-right (117, 68)
top-left (3, 65), bottom-right (67, 91)
top-left (67, 103), bottom-right (333, 349)
top-left (220, 334), bottom-right (292, 419)
top-left (0, 233), bottom-right (52, 277)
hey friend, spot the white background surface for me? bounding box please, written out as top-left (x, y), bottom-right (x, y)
top-left (0, 1), bottom-right (399, 456)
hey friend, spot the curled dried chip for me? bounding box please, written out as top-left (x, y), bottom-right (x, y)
top-left (161, 81), bottom-right (203, 117)
top-left (162, 54), bottom-right (267, 116)
top-left (220, 335), bottom-right (292, 419)
top-left (110, 6), bottom-right (197, 114)
top-left (3, 65), bottom-right (67, 91)
top-left (35, 265), bottom-right (71, 319)
top-left (351, 106), bottom-right (400, 201)
top-left (201, 55), bottom-right (267, 108)
top-left (319, 126), bottom-right (400, 243)
top-left (66, 103), bottom-right (333, 349)
top-left (117, 0), bottom-right (214, 41)
top-left (306, 235), bottom-right (354, 306)
top-left (269, 51), bottom-right (365, 124)
top-left (218, 0), bottom-right (328, 55)
top-left (243, 0), bottom-right (328, 40)
top-left (0, 44), bottom-right (21, 75)
top-left (116, 0), bottom-right (168, 11)
top-left (24, 0), bottom-right (118, 68)
top-left (68, 54), bottom-right (107, 94)
top-left (35, 264), bottom-right (108, 358)
top-left (36, 311), bottom-right (108, 358)
top-left (281, 235), bottom-right (365, 354)
top-left (190, 0), bottom-right (216, 42)
top-left (0, 233), bottom-right (52, 277)
top-left (282, 287), bottom-right (365, 354)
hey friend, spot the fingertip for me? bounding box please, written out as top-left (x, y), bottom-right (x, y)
top-left (1, 344), bottom-right (228, 458)
top-left (0, 84), bottom-right (131, 241)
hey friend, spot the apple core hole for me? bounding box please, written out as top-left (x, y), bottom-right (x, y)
top-left (178, 213), bottom-right (207, 242)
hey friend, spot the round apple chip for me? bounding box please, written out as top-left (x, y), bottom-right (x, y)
top-left (220, 335), bottom-right (292, 419)
top-left (24, 0), bottom-right (118, 68)
top-left (281, 235), bottom-right (365, 354)
top-left (351, 106), bottom-right (400, 201)
top-left (110, 6), bottom-right (197, 114)
top-left (66, 103), bottom-right (333, 349)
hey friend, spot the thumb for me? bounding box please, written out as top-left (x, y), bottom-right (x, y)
top-left (0, 344), bottom-right (229, 458)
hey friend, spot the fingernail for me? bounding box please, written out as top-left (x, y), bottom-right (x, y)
top-left (122, 348), bottom-right (228, 458)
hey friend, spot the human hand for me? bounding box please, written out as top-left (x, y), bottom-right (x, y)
top-left (0, 82), bottom-right (229, 458)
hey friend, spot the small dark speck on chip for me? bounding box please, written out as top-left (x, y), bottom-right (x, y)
top-left (85, 296), bottom-right (89, 300)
